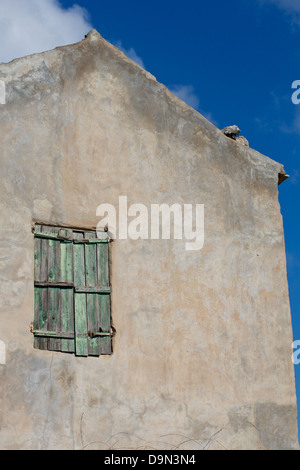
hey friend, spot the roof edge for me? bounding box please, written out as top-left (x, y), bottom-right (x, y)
top-left (0, 29), bottom-right (291, 176)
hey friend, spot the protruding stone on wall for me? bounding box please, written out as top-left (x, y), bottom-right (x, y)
top-left (221, 125), bottom-right (240, 139)
top-left (236, 136), bottom-right (249, 147)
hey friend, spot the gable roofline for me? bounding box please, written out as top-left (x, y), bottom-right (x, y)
top-left (0, 29), bottom-right (289, 183)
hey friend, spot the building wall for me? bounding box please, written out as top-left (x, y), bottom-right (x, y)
top-left (0, 30), bottom-right (298, 450)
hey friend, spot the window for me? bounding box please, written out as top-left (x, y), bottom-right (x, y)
top-left (32, 224), bottom-right (112, 357)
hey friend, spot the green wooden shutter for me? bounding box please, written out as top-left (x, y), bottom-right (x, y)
top-left (34, 225), bottom-right (75, 353)
top-left (97, 239), bottom-right (112, 356)
top-left (33, 225), bottom-right (112, 357)
top-left (73, 230), bottom-right (112, 357)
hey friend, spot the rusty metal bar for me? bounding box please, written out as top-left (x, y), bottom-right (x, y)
top-left (74, 286), bottom-right (111, 294)
top-left (35, 281), bottom-right (74, 288)
top-left (73, 238), bottom-right (109, 244)
top-left (32, 330), bottom-right (74, 339)
top-left (32, 330), bottom-right (113, 338)
top-left (33, 231), bottom-right (73, 242)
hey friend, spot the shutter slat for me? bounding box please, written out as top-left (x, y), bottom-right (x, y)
top-left (73, 232), bottom-right (85, 286)
top-left (48, 287), bottom-right (61, 351)
top-left (47, 227), bottom-right (61, 351)
top-left (60, 229), bottom-right (74, 353)
top-left (97, 243), bottom-right (110, 287)
top-left (61, 288), bottom-right (75, 353)
top-left (60, 229), bottom-right (73, 283)
top-left (34, 287), bottom-right (48, 350)
top-left (87, 294), bottom-right (100, 356)
top-left (85, 232), bottom-right (97, 286)
top-left (48, 227), bottom-right (61, 283)
top-left (35, 225), bottom-right (48, 283)
top-left (34, 224), bottom-right (49, 350)
top-left (73, 232), bottom-right (88, 356)
top-left (100, 294), bottom-right (112, 355)
top-left (74, 293), bottom-right (88, 356)
top-left (85, 232), bottom-right (100, 355)
top-left (97, 242), bottom-right (112, 355)
top-left (34, 225), bottom-right (42, 281)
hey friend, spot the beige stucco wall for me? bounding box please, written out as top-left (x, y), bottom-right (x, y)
top-left (0, 30), bottom-right (298, 450)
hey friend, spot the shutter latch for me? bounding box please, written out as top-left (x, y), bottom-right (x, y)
top-left (88, 327), bottom-right (116, 338)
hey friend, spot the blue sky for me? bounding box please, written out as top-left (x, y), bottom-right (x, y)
top-left (1, 0), bottom-right (300, 438)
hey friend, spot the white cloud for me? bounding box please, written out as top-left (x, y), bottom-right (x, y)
top-left (262, 0), bottom-right (300, 12)
top-left (112, 46), bottom-right (217, 126)
top-left (292, 107), bottom-right (300, 134)
top-left (169, 84), bottom-right (200, 110)
top-left (200, 110), bottom-right (218, 126)
top-left (286, 251), bottom-right (300, 269)
top-left (289, 169), bottom-right (299, 185)
top-left (0, 0), bottom-right (92, 63)
top-left (0, 0), bottom-right (217, 126)
top-left (259, 0), bottom-right (300, 20)
top-left (0, 0), bottom-right (146, 71)
top-left (280, 106), bottom-right (300, 136)
top-left (169, 84), bottom-right (218, 125)
top-left (113, 40), bottom-right (145, 69)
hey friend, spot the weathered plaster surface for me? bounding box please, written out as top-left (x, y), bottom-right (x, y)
top-left (0, 30), bottom-right (298, 450)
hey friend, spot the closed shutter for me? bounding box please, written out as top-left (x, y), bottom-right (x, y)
top-left (33, 225), bottom-right (112, 356)
top-left (73, 230), bottom-right (112, 357)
